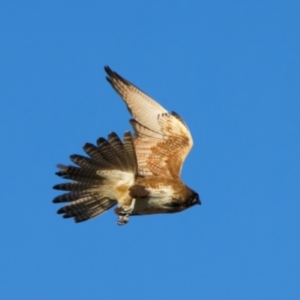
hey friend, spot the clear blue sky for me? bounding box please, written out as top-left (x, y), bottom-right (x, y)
top-left (1, 1), bottom-right (299, 299)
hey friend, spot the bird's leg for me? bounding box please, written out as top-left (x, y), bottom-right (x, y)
top-left (117, 198), bottom-right (136, 226)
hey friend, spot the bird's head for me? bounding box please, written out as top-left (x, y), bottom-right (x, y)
top-left (186, 191), bottom-right (201, 207)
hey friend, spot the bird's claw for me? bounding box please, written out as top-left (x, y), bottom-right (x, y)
top-left (116, 198), bottom-right (136, 226)
top-left (117, 214), bottom-right (130, 226)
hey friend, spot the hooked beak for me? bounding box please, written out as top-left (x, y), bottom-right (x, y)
top-left (197, 195), bottom-right (201, 205)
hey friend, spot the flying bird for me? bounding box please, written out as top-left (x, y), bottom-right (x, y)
top-left (53, 66), bottom-right (200, 225)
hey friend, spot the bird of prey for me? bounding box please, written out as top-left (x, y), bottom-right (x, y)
top-left (53, 66), bottom-right (200, 225)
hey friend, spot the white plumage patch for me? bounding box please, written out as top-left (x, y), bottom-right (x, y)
top-left (96, 170), bottom-right (135, 203)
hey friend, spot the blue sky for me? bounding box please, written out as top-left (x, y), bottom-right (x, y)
top-left (1, 1), bottom-right (299, 299)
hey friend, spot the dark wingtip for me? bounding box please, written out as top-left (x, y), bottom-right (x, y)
top-left (104, 66), bottom-right (113, 83)
top-left (104, 65), bottom-right (111, 73)
top-left (104, 66), bottom-right (114, 77)
top-left (104, 65), bottom-right (129, 87)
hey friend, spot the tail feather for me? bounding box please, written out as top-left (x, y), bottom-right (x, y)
top-left (83, 143), bottom-right (115, 170)
top-left (70, 154), bottom-right (99, 170)
top-left (123, 131), bottom-right (138, 175)
top-left (53, 182), bottom-right (98, 192)
top-left (53, 131), bottom-right (137, 222)
top-left (57, 195), bottom-right (117, 222)
top-left (96, 137), bottom-right (125, 170)
top-left (108, 132), bottom-right (129, 171)
top-left (57, 195), bottom-right (98, 212)
top-left (74, 198), bottom-right (117, 222)
top-left (55, 165), bottom-right (101, 184)
top-left (53, 191), bottom-right (92, 203)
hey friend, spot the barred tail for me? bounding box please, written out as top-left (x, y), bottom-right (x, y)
top-left (53, 131), bottom-right (137, 223)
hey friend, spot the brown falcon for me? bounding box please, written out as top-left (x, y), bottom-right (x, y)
top-left (53, 66), bottom-right (200, 225)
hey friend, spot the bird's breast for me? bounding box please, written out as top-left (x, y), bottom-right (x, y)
top-left (131, 180), bottom-right (188, 215)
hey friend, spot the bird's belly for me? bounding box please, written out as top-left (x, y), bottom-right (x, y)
top-left (131, 198), bottom-right (168, 215)
top-left (131, 187), bottom-right (184, 215)
top-left (131, 185), bottom-right (185, 215)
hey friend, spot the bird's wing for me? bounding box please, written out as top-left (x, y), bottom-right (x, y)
top-left (105, 66), bottom-right (193, 179)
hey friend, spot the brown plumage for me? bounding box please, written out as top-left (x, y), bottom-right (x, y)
top-left (53, 66), bottom-right (200, 225)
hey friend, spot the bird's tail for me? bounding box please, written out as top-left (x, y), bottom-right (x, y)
top-left (53, 131), bottom-right (137, 223)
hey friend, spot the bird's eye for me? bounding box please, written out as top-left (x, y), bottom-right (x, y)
top-left (189, 193), bottom-right (200, 206)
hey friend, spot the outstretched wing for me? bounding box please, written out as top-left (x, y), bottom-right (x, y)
top-left (105, 66), bottom-right (193, 179)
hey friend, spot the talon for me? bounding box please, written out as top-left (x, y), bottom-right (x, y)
top-left (116, 198), bottom-right (136, 226)
top-left (117, 214), bottom-right (130, 226)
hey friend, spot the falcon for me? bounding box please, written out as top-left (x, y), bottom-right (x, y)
top-left (53, 66), bottom-right (200, 225)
